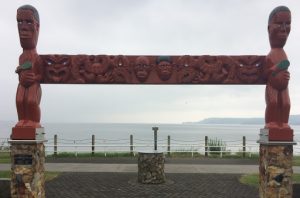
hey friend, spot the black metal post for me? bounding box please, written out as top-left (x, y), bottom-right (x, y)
top-left (243, 136), bottom-right (246, 158)
top-left (205, 136), bottom-right (208, 157)
top-left (167, 135), bottom-right (171, 157)
top-left (54, 134), bottom-right (57, 157)
top-left (92, 135), bottom-right (95, 156)
top-left (130, 134), bottom-right (133, 156)
top-left (152, 127), bottom-right (159, 151)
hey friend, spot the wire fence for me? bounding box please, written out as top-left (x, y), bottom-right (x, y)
top-left (2, 135), bottom-right (300, 157)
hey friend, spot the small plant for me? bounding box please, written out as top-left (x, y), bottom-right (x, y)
top-left (0, 140), bottom-right (9, 151)
top-left (207, 138), bottom-right (226, 156)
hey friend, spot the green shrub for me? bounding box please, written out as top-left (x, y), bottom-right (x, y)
top-left (208, 138), bottom-right (226, 156)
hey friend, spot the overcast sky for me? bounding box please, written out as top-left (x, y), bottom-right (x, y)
top-left (1, 0), bottom-right (299, 124)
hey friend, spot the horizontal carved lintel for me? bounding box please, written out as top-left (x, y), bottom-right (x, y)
top-left (38, 55), bottom-right (266, 84)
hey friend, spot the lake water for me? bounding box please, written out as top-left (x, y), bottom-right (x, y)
top-left (1, 122), bottom-right (300, 155)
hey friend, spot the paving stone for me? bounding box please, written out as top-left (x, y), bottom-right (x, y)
top-left (46, 172), bottom-right (258, 198)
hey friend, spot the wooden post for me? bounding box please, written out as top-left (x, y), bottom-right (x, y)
top-left (130, 134), bottom-right (133, 156)
top-left (54, 134), bottom-right (57, 157)
top-left (92, 134), bottom-right (95, 156)
top-left (243, 136), bottom-right (246, 158)
top-left (205, 136), bottom-right (208, 157)
top-left (167, 135), bottom-right (170, 157)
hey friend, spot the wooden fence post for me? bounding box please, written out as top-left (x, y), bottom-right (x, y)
top-left (130, 134), bottom-right (133, 156)
top-left (205, 136), bottom-right (208, 157)
top-left (92, 134), bottom-right (95, 156)
top-left (167, 135), bottom-right (171, 157)
top-left (54, 134), bottom-right (57, 157)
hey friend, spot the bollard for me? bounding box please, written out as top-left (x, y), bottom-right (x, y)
top-left (205, 136), bottom-right (208, 157)
top-left (54, 134), bottom-right (57, 157)
top-left (152, 127), bottom-right (159, 151)
top-left (243, 136), bottom-right (246, 158)
top-left (130, 134), bottom-right (133, 156)
top-left (92, 135), bottom-right (95, 156)
top-left (167, 135), bottom-right (170, 157)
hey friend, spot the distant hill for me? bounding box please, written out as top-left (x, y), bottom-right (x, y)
top-left (190, 115), bottom-right (300, 125)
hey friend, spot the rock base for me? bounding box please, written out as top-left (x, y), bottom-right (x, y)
top-left (259, 144), bottom-right (293, 198)
top-left (138, 151), bottom-right (166, 184)
top-left (10, 141), bottom-right (46, 198)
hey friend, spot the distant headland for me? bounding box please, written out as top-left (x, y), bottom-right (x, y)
top-left (184, 115), bottom-right (300, 125)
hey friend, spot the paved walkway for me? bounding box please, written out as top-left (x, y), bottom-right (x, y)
top-left (0, 163), bottom-right (261, 173)
top-left (46, 172), bottom-right (259, 198)
top-left (0, 157), bottom-right (264, 173)
top-left (2, 158), bottom-right (300, 197)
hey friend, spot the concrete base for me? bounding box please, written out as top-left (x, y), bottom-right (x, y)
top-left (259, 144), bottom-right (293, 198)
top-left (138, 151), bottom-right (166, 184)
top-left (10, 140), bottom-right (46, 198)
top-left (11, 127), bottom-right (45, 140)
top-left (259, 128), bottom-right (294, 142)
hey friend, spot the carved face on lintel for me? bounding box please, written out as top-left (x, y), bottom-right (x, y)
top-left (114, 55), bottom-right (129, 68)
top-left (43, 55), bottom-right (71, 83)
top-left (156, 56), bottom-right (173, 81)
top-left (113, 55), bottom-right (130, 83)
top-left (176, 55), bottom-right (197, 83)
top-left (268, 6), bottom-right (291, 48)
top-left (134, 56), bottom-right (151, 82)
top-left (87, 55), bottom-right (109, 75)
top-left (17, 5), bottom-right (40, 50)
top-left (236, 56), bottom-right (263, 83)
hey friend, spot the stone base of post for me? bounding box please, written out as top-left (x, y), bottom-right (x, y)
top-left (138, 151), bottom-right (165, 184)
top-left (9, 128), bottom-right (46, 198)
top-left (258, 128), bottom-right (296, 198)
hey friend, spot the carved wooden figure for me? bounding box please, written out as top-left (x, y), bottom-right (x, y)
top-left (264, 6), bottom-right (291, 132)
top-left (15, 5), bottom-right (42, 128)
top-left (11, 4), bottom-right (295, 198)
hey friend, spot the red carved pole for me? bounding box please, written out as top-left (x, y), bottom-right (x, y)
top-left (15, 5), bottom-right (42, 130)
top-left (259, 6), bottom-right (295, 198)
top-left (263, 6), bottom-right (293, 140)
top-left (10, 5), bottom-right (46, 198)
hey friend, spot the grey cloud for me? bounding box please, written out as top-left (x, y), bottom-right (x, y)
top-left (1, 0), bottom-right (299, 123)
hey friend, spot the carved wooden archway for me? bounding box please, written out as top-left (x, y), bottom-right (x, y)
top-left (10, 4), bottom-right (295, 198)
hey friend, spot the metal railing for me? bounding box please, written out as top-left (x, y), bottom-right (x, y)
top-left (2, 136), bottom-right (300, 157)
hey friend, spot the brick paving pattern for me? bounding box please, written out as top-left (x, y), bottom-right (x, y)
top-left (46, 172), bottom-right (258, 198)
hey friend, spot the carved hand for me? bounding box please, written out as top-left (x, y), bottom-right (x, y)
top-left (272, 60), bottom-right (290, 76)
top-left (19, 71), bottom-right (37, 87)
top-left (283, 70), bottom-right (290, 81)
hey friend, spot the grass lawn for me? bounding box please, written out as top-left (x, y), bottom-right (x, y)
top-left (48, 151), bottom-right (256, 158)
top-left (2, 151), bottom-right (300, 165)
top-left (240, 174), bottom-right (300, 188)
top-left (0, 152), bottom-right (10, 163)
top-left (47, 152), bottom-right (135, 158)
top-left (0, 171), bottom-right (10, 178)
top-left (293, 157), bottom-right (300, 166)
